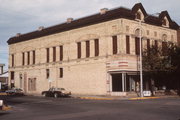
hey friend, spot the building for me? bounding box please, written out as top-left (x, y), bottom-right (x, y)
top-left (177, 29), bottom-right (180, 46)
top-left (7, 3), bottom-right (179, 96)
top-left (0, 64), bottom-right (8, 90)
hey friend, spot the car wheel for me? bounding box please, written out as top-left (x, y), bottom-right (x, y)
top-left (54, 93), bottom-right (58, 98)
top-left (42, 93), bottom-right (47, 97)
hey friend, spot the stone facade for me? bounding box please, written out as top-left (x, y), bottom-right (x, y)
top-left (8, 3), bottom-right (179, 96)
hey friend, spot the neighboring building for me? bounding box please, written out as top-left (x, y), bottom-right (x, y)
top-left (0, 64), bottom-right (8, 90)
top-left (7, 3), bottom-right (179, 96)
top-left (177, 28), bottom-right (180, 46)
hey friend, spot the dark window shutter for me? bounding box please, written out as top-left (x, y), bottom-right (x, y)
top-left (162, 42), bottom-right (168, 56)
top-left (126, 36), bottom-right (130, 54)
top-left (60, 46), bottom-right (63, 61)
top-left (22, 53), bottom-right (25, 66)
top-left (33, 51), bottom-right (35, 64)
top-left (12, 54), bottom-right (14, 67)
top-left (27, 51), bottom-right (30, 65)
top-left (95, 39), bottom-right (99, 56)
top-left (147, 39), bottom-right (150, 52)
top-left (53, 47), bottom-right (56, 62)
top-left (86, 41), bottom-right (90, 58)
top-left (112, 36), bottom-right (118, 54)
top-left (77, 42), bottom-right (81, 59)
top-left (60, 68), bottom-right (63, 78)
top-left (46, 48), bottom-right (49, 63)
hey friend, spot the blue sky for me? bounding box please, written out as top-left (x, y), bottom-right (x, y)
top-left (0, 0), bottom-right (180, 70)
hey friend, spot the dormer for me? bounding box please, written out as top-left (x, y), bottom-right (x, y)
top-left (135, 9), bottom-right (144, 21)
top-left (162, 16), bottom-right (169, 27)
top-left (132, 3), bottom-right (147, 21)
top-left (159, 11), bottom-right (172, 28)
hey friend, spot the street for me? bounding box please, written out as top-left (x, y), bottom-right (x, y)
top-left (0, 95), bottom-right (180, 120)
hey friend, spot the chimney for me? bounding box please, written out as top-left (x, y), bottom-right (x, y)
top-left (16, 33), bottom-right (21, 37)
top-left (67, 18), bottom-right (73, 23)
top-left (38, 26), bottom-right (44, 31)
top-left (100, 8), bottom-right (108, 15)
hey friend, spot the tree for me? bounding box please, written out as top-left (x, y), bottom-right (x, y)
top-left (142, 44), bottom-right (175, 96)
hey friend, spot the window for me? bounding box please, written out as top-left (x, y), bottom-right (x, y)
top-left (162, 42), bottom-right (168, 56)
top-left (112, 36), bottom-right (118, 54)
top-left (95, 39), bottom-right (99, 56)
top-left (126, 35), bottom-right (130, 54)
top-left (22, 52), bottom-right (25, 66)
top-left (59, 68), bottom-right (63, 78)
top-left (162, 19), bottom-right (167, 26)
top-left (77, 42), bottom-right (81, 59)
top-left (60, 46), bottom-right (63, 61)
top-left (155, 40), bottom-right (158, 49)
top-left (10, 71), bottom-right (15, 88)
top-left (12, 54), bottom-right (14, 67)
top-left (147, 39), bottom-right (150, 51)
top-left (136, 12), bottom-right (141, 20)
top-left (53, 47), bottom-right (56, 62)
top-left (46, 48), bottom-right (49, 63)
top-left (46, 69), bottom-right (50, 79)
top-left (27, 52), bottom-right (30, 65)
top-left (135, 37), bottom-right (140, 55)
top-left (86, 41), bottom-right (90, 58)
top-left (33, 51), bottom-right (35, 64)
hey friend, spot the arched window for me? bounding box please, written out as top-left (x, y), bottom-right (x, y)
top-left (162, 34), bottom-right (167, 41)
top-left (135, 28), bottom-right (141, 36)
top-left (136, 12), bottom-right (141, 20)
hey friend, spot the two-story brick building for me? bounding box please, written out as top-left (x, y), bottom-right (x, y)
top-left (7, 3), bottom-right (179, 96)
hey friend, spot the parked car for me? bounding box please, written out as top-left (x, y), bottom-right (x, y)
top-left (5, 88), bottom-right (24, 96)
top-left (42, 87), bottom-right (71, 98)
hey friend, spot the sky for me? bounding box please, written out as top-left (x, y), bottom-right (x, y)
top-left (0, 0), bottom-right (180, 70)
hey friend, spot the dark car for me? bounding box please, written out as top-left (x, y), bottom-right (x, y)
top-left (5, 88), bottom-right (24, 96)
top-left (42, 87), bottom-right (71, 98)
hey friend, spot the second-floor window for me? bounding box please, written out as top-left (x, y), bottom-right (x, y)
top-left (162, 42), bottom-right (168, 56)
top-left (126, 35), bottom-right (130, 54)
top-left (53, 47), bottom-right (56, 62)
top-left (112, 36), bottom-right (118, 54)
top-left (46, 48), bottom-right (49, 63)
top-left (135, 37), bottom-right (140, 55)
top-left (22, 52), bottom-right (25, 66)
top-left (77, 42), bottom-right (81, 59)
top-left (147, 39), bottom-right (150, 52)
top-left (27, 51), bottom-right (30, 65)
top-left (86, 41), bottom-right (90, 58)
top-left (12, 54), bottom-right (14, 67)
top-left (60, 45), bottom-right (63, 61)
top-left (95, 39), bottom-right (99, 56)
top-left (33, 51), bottom-right (35, 64)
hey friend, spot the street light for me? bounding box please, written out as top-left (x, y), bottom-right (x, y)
top-left (138, 13), bottom-right (160, 98)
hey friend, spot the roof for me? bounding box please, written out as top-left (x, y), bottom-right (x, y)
top-left (7, 3), bottom-right (179, 45)
top-left (0, 64), bottom-right (5, 67)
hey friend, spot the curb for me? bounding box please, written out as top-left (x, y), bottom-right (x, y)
top-left (0, 93), bottom-right (7, 96)
top-left (79, 97), bottom-right (114, 100)
top-left (129, 97), bottom-right (160, 100)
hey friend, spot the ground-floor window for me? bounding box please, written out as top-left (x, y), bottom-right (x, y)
top-left (28, 78), bottom-right (36, 91)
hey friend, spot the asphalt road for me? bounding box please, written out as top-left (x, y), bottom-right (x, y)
top-left (0, 95), bottom-right (180, 120)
